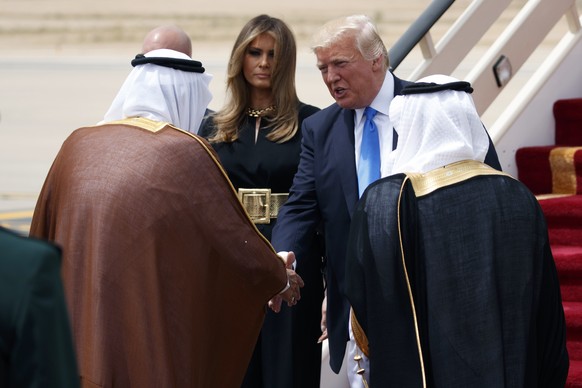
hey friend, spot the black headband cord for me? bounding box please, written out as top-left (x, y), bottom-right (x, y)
top-left (130, 54), bottom-right (206, 73)
top-left (401, 81), bottom-right (473, 95)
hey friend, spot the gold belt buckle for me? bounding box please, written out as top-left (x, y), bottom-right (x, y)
top-left (238, 188), bottom-right (271, 224)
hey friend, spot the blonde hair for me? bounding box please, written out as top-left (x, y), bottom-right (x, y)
top-left (311, 14), bottom-right (389, 70)
top-left (209, 14), bottom-right (300, 143)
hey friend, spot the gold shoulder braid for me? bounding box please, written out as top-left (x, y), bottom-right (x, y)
top-left (103, 117), bottom-right (171, 133)
top-left (406, 159), bottom-right (511, 197)
top-left (246, 105), bottom-right (277, 118)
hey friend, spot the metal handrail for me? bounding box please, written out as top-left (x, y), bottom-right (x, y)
top-left (388, 0), bottom-right (455, 70)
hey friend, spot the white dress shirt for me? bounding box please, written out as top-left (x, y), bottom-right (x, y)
top-left (353, 72), bottom-right (396, 180)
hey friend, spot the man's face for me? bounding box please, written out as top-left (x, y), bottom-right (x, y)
top-left (316, 35), bottom-right (381, 109)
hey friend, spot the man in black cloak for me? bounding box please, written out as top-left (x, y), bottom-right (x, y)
top-left (345, 74), bottom-right (569, 387)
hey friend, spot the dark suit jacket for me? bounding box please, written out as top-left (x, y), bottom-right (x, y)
top-left (0, 226), bottom-right (79, 388)
top-left (271, 73), bottom-right (501, 373)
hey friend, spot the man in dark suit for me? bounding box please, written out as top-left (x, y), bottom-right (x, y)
top-left (0, 226), bottom-right (79, 388)
top-left (271, 14), bottom-right (501, 384)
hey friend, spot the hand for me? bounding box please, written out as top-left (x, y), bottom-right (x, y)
top-left (280, 268), bottom-right (304, 306)
top-left (268, 251), bottom-right (304, 312)
top-left (317, 294), bottom-right (328, 343)
top-left (277, 250), bottom-right (295, 268)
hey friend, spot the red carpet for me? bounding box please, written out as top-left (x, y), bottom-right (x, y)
top-left (539, 196), bottom-right (582, 387)
top-left (517, 98), bottom-right (582, 387)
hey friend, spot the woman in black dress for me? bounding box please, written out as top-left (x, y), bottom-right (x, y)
top-left (199, 14), bottom-right (324, 388)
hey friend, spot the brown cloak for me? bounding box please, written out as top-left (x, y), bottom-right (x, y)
top-left (30, 117), bottom-right (287, 388)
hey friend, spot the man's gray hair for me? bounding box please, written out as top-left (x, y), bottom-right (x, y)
top-left (311, 14), bottom-right (389, 69)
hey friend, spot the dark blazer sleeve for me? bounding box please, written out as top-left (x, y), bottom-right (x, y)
top-left (271, 116), bottom-right (322, 258)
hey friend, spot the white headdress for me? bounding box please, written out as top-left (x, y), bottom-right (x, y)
top-left (387, 74), bottom-right (489, 174)
top-left (102, 49), bottom-right (213, 134)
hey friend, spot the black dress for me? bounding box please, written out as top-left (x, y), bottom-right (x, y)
top-left (199, 102), bottom-right (325, 388)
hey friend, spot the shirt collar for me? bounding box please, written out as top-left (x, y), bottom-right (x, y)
top-left (354, 72), bottom-right (395, 124)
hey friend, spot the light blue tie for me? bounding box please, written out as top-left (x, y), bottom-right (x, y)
top-left (357, 107), bottom-right (380, 197)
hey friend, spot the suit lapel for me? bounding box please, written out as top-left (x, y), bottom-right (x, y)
top-left (333, 108), bottom-right (359, 218)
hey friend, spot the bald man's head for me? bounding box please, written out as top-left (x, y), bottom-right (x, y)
top-left (142, 25), bottom-right (192, 57)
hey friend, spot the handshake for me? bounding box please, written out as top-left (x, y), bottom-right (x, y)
top-left (269, 251), bottom-right (304, 313)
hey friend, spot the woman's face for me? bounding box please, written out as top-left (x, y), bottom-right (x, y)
top-left (243, 32), bottom-right (276, 92)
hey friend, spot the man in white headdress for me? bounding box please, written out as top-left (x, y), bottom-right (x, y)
top-left (345, 74), bottom-right (569, 387)
top-left (101, 46), bottom-right (212, 134)
top-left (30, 29), bottom-right (304, 387)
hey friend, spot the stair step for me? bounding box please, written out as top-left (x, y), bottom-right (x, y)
top-left (567, 360), bottom-right (582, 388)
top-left (554, 98), bottom-right (582, 146)
top-left (540, 196), bottom-right (582, 245)
top-left (554, 245), bottom-right (582, 302)
top-left (516, 146), bottom-right (554, 194)
top-left (554, 245), bottom-right (582, 278)
top-left (568, 341), bottom-right (582, 362)
top-left (563, 302), bottom-right (582, 341)
top-left (539, 196), bottom-right (582, 220)
top-left (560, 286), bottom-right (582, 303)
top-left (549, 228), bottom-right (582, 247)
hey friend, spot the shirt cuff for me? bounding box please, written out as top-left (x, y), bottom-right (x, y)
top-left (279, 277), bottom-right (291, 294)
